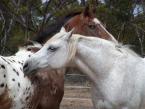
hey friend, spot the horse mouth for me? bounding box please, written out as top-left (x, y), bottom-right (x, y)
top-left (24, 69), bottom-right (38, 77)
top-left (24, 66), bottom-right (51, 77)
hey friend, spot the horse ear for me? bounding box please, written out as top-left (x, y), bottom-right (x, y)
top-left (60, 27), bottom-right (66, 33)
top-left (29, 40), bottom-right (42, 48)
top-left (65, 28), bottom-right (74, 40)
top-left (27, 47), bottom-right (40, 53)
top-left (82, 6), bottom-right (96, 18)
top-left (18, 46), bottom-right (24, 51)
top-left (92, 6), bottom-right (96, 15)
top-left (82, 5), bottom-right (91, 17)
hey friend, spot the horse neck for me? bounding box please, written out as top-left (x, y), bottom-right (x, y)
top-left (73, 37), bottom-right (117, 83)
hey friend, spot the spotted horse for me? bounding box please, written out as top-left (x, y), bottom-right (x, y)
top-left (0, 41), bottom-right (64, 109)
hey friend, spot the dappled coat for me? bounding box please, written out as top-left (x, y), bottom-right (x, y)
top-left (0, 42), bottom-right (64, 109)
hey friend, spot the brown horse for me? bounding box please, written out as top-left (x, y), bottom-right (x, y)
top-left (28, 6), bottom-right (118, 109)
top-left (64, 6), bottom-right (117, 43)
top-left (32, 69), bottom-right (64, 109)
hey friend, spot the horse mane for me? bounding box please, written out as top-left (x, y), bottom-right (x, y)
top-left (67, 34), bottom-right (140, 61)
top-left (116, 44), bottom-right (139, 57)
top-left (32, 11), bottom-right (81, 44)
top-left (67, 34), bottom-right (80, 64)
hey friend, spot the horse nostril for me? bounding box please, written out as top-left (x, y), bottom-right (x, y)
top-left (24, 63), bottom-right (28, 69)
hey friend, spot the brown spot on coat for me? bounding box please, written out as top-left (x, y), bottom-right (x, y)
top-left (0, 89), bottom-right (12, 109)
top-left (29, 69), bottom-right (65, 109)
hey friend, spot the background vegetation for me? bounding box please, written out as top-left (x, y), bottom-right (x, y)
top-left (0, 0), bottom-right (145, 56)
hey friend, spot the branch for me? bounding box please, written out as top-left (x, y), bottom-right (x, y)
top-left (132, 24), bottom-right (145, 33)
top-left (40, 0), bottom-right (52, 31)
top-left (0, 10), bottom-right (6, 37)
top-left (117, 23), bottom-right (125, 41)
top-left (135, 25), bottom-right (144, 56)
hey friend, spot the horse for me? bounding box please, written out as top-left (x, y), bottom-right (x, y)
top-left (26, 6), bottom-right (118, 109)
top-left (24, 29), bottom-right (145, 109)
top-left (0, 41), bottom-right (64, 109)
top-left (22, 6), bottom-right (118, 109)
top-left (64, 6), bottom-right (118, 43)
top-left (0, 41), bottom-right (42, 109)
top-left (33, 6), bottom-right (118, 44)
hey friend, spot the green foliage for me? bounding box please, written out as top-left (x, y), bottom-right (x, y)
top-left (0, 0), bottom-right (145, 55)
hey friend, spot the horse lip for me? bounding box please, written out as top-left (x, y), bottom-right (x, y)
top-left (24, 61), bottom-right (43, 76)
top-left (23, 67), bottom-right (30, 76)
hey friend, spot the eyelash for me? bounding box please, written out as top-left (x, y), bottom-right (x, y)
top-left (48, 46), bottom-right (58, 52)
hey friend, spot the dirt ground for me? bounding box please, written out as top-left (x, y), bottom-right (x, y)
top-left (60, 73), bottom-right (94, 109)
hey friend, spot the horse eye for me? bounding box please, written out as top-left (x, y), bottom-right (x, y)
top-left (48, 46), bottom-right (58, 52)
top-left (88, 24), bottom-right (96, 29)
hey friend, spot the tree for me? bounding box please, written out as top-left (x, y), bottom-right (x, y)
top-left (0, 0), bottom-right (145, 56)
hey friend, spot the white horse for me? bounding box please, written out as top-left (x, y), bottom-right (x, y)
top-left (0, 41), bottom-right (42, 109)
top-left (23, 29), bottom-right (145, 109)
